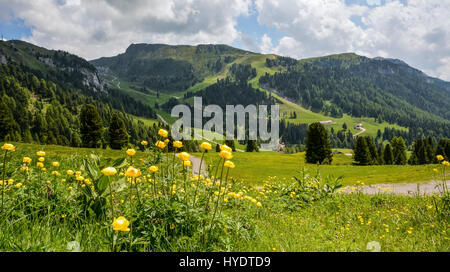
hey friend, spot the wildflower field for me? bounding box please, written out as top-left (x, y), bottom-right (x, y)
top-left (0, 139), bottom-right (449, 252)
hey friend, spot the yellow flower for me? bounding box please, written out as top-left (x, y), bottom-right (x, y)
top-left (224, 160), bottom-right (235, 168)
top-left (158, 129), bottom-right (169, 138)
top-left (173, 141), bottom-right (183, 148)
top-left (183, 160), bottom-right (192, 167)
top-left (220, 150), bottom-right (233, 160)
top-left (67, 170), bottom-right (74, 175)
top-left (126, 149), bottom-right (136, 156)
top-left (149, 166), bottom-right (159, 173)
top-left (443, 161), bottom-right (450, 166)
top-left (155, 140), bottom-right (166, 149)
top-left (170, 224), bottom-right (175, 230)
top-left (51, 171), bottom-right (60, 176)
top-left (23, 157), bottom-right (32, 163)
top-left (433, 168), bottom-right (439, 173)
top-left (37, 151), bottom-right (46, 157)
top-left (113, 216), bottom-right (131, 232)
top-left (37, 162), bottom-right (44, 168)
top-left (14, 183), bottom-right (23, 188)
top-left (76, 176), bottom-right (85, 181)
top-left (177, 152), bottom-right (191, 161)
top-left (220, 144), bottom-right (232, 153)
top-left (436, 155), bottom-right (444, 161)
top-left (1, 143), bottom-right (16, 151)
top-left (256, 202), bottom-right (262, 207)
top-left (200, 142), bottom-right (212, 150)
top-left (38, 157), bottom-right (45, 162)
top-left (164, 139), bottom-right (170, 144)
top-left (52, 161), bottom-right (60, 167)
top-left (125, 166), bottom-right (141, 178)
top-left (141, 140), bottom-right (148, 146)
top-left (101, 167), bottom-right (117, 176)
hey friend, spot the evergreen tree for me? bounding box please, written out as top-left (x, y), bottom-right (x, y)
top-left (365, 136), bottom-right (378, 165)
top-left (80, 104), bottom-right (104, 148)
top-left (246, 140), bottom-right (259, 152)
top-left (353, 136), bottom-right (370, 165)
top-left (377, 145), bottom-right (384, 165)
top-left (108, 113), bottom-right (129, 150)
top-left (391, 136), bottom-right (407, 165)
top-left (305, 122), bottom-right (333, 164)
top-left (435, 138), bottom-right (450, 161)
top-left (384, 144), bottom-right (394, 165)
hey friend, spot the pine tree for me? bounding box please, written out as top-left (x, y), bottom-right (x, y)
top-left (435, 138), bottom-right (450, 161)
top-left (353, 136), bottom-right (370, 165)
top-left (392, 136), bottom-right (407, 165)
top-left (80, 104), bottom-right (104, 148)
top-left (305, 122), bottom-right (333, 164)
top-left (108, 113), bottom-right (129, 150)
top-left (246, 140), bottom-right (259, 152)
top-left (377, 145), bottom-right (384, 165)
top-left (384, 144), bottom-right (394, 165)
top-left (365, 136), bottom-right (378, 165)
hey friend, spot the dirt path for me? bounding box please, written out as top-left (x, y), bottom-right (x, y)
top-left (353, 124), bottom-right (366, 137)
top-left (341, 180), bottom-right (449, 195)
top-left (190, 155), bottom-right (208, 176)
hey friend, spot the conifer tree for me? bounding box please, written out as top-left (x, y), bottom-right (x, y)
top-left (305, 122), bottom-right (333, 164)
top-left (392, 136), bottom-right (407, 165)
top-left (80, 104), bottom-right (104, 148)
top-left (384, 144), bottom-right (394, 165)
top-left (108, 113), bottom-right (129, 150)
top-left (353, 136), bottom-right (370, 165)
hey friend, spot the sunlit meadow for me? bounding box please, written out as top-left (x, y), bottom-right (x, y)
top-left (0, 135), bottom-right (449, 252)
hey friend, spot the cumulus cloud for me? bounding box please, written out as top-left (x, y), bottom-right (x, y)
top-left (0, 0), bottom-right (251, 60)
top-left (255, 0), bottom-right (450, 80)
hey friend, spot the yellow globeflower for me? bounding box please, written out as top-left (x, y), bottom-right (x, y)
top-left (37, 151), bottom-right (46, 157)
top-left (113, 216), bottom-right (131, 232)
top-left (23, 157), bottom-right (32, 163)
top-left (436, 155), bottom-right (444, 161)
top-left (164, 139), bottom-right (170, 144)
top-left (126, 149), bottom-right (136, 156)
top-left (200, 142), bottom-right (212, 150)
top-left (220, 150), bottom-right (233, 160)
top-left (101, 167), bottom-right (117, 176)
top-left (149, 166), bottom-right (159, 173)
top-left (177, 152), bottom-right (191, 161)
top-left (183, 160), bottom-right (192, 167)
top-left (38, 157), bottom-right (45, 162)
top-left (224, 160), bottom-right (235, 168)
top-left (1, 143), bottom-right (16, 151)
top-left (158, 129), bottom-right (169, 138)
top-left (155, 140), bottom-right (166, 149)
top-left (125, 166), bottom-right (141, 178)
top-left (141, 140), bottom-right (148, 146)
top-left (37, 162), bottom-right (44, 168)
top-left (67, 170), bottom-right (74, 175)
top-left (14, 183), bottom-right (23, 188)
top-left (173, 141), bottom-right (183, 148)
top-left (443, 161), bottom-right (450, 166)
top-left (52, 161), bottom-right (60, 167)
top-left (220, 144), bottom-right (232, 153)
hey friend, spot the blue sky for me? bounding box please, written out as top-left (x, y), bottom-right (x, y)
top-left (0, 0), bottom-right (449, 80)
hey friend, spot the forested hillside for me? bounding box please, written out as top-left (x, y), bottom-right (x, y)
top-left (259, 54), bottom-right (450, 140)
top-left (0, 40), bottom-right (161, 147)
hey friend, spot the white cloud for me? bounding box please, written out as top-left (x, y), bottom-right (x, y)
top-left (0, 0), bottom-right (251, 60)
top-left (255, 0), bottom-right (450, 80)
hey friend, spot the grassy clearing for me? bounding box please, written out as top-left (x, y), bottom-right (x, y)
top-left (1, 142), bottom-right (448, 252)
top-left (197, 151), bottom-right (442, 186)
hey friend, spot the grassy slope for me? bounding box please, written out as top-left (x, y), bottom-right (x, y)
top-left (99, 49), bottom-right (409, 138)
